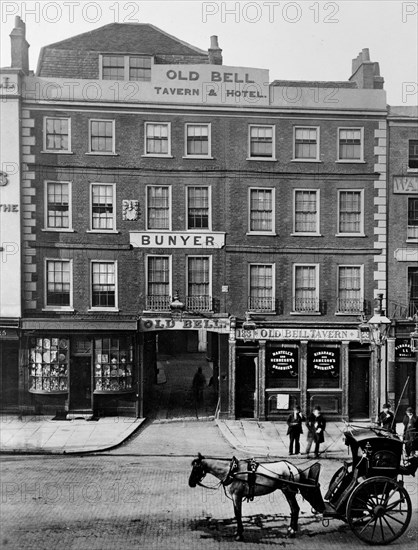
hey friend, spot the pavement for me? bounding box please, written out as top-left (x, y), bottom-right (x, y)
top-left (0, 412), bottom-right (405, 457)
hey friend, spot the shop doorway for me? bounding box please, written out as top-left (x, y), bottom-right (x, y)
top-left (235, 355), bottom-right (257, 418)
top-left (0, 342), bottom-right (19, 410)
top-left (69, 357), bottom-right (92, 410)
top-left (349, 356), bottom-right (369, 419)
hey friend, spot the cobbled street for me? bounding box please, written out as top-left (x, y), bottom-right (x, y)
top-left (1, 420), bottom-right (417, 550)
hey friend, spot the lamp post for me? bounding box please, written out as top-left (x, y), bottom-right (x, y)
top-left (359, 294), bottom-right (391, 421)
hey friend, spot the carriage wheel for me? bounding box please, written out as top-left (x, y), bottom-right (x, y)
top-left (346, 476), bottom-right (412, 545)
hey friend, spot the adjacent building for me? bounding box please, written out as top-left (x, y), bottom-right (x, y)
top-left (0, 17), bottom-right (416, 421)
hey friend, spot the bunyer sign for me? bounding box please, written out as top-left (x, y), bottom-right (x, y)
top-left (130, 232), bottom-right (225, 249)
top-left (236, 328), bottom-right (362, 341)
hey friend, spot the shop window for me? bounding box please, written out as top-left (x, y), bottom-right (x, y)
top-left (144, 123), bottom-right (171, 156)
top-left (338, 128), bottom-right (363, 161)
top-left (46, 260), bottom-right (72, 308)
top-left (29, 337), bottom-right (69, 393)
top-left (147, 186), bottom-right (171, 230)
top-left (94, 336), bottom-right (134, 393)
top-left (249, 264), bottom-right (275, 312)
top-left (293, 190), bottom-right (319, 234)
top-left (338, 190), bottom-right (363, 234)
top-left (266, 346), bottom-right (299, 388)
top-left (185, 124), bottom-right (211, 157)
top-left (187, 186), bottom-right (210, 230)
top-left (187, 256), bottom-right (211, 311)
top-left (407, 197), bottom-right (418, 240)
top-left (307, 347), bottom-right (340, 388)
top-left (91, 184), bottom-right (115, 231)
top-left (89, 120), bottom-right (115, 154)
top-left (294, 127), bottom-right (319, 161)
top-left (91, 261), bottom-right (117, 309)
top-left (249, 188), bottom-right (274, 234)
top-left (146, 255), bottom-right (171, 311)
top-left (248, 125), bottom-right (275, 159)
top-left (337, 265), bottom-right (363, 314)
top-left (293, 264), bottom-right (319, 313)
top-left (43, 117), bottom-right (71, 152)
top-left (409, 140), bottom-right (418, 169)
top-left (45, 181), bottom-right (71, 230)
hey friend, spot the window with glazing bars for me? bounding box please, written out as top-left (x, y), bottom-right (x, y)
top-left (147, 257), bottom-right (170, 297)
top-left (408, 198), bottom-right (418, 239)
top-left (339, 129), bottom-right (362, 160)
top-left (187, 187), bottom-right (209, 229)
top-left (147, 186), bottom-right (170, 229)
top-left (294, 190), bottom-right (318, 233)
top-left (129, 56), bottom-right (151, 81)
top-left (90, 120), bottom-right (114, 152)
top-left (339, 191), bottom-right (362, 233)
top-left (294, 128), bottom-right (318, 159)
top-left (46, 260), bottom-right (71, 306)
top-left (145, 123), bottom-right (169, 155)
top-left (91, 185), bottom-right (114, 230)
top-left (249, 264), bottom-right (274, 310)
top-left (338, 266), bottom-right (362, 313)
top-left (102, 56), bottom-right (125, 80)
top-left (46, 182), bottom-right (69, 228)
top-left (188, 257), bottom-right (210, 296)
top-left (294, 265), bottom-right (318, 311)
top-left (45, 118), bottom-right (69, 151)
top-left (92, 262), bottom-right (116, 307)
top-left (249, 126), bottom-right (273, 158)
top-left (249, 189), bottom-right (273, 232)
top-left (409, 140), bottom-right (418, 169)
top-left (408, 267), bottom-right (418, 315)
top-left (186, 125), bottom-right (209, 156)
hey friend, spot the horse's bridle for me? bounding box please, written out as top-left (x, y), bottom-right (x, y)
top-left (194, 456), bottom-right (239, 489)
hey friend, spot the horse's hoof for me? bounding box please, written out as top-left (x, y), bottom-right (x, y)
top-left (287, 528), bottom-right (296, 539)
top-left (235, 534), bottom-right (244, 541)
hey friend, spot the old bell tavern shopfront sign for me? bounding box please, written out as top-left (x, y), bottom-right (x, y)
top-left (235, 327), bottom-right (361, 341)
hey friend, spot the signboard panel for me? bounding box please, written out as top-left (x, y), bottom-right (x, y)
top-left (393, 176), bottom-right (418, 194)
top-left (139, 317), bottom-right (229, 333)
top-left (236, 328), bottom-right (361, 341)
top-left (130, 232), bottom-right (225, 249)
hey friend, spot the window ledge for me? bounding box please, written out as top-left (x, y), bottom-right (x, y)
top-left (86, 230), bottom-right (119, 234)
top-left (42, 307), bottom-right (74, 312)
top-left (406, 239), bottom-right (418, 243)
top-left (335, 160), bottom-right (365, 164)
top-left (246, 157), bottom-right (276, 162)
top-left (290, 311), bottom-right (321, 316)
top-left (291, 159), bottom-right (321, 163)
top-left (290, 233), bottom-right (322, 237)
top-left (86, 152), bottom-right (118, 156)
top-left (248, 311), bottom-right (277, 315)
top-left (335, 233), bottom-right (365, 237)
top-left (182, 156), bottom-right (214, 160)
top-left (246, 232), bottom-right (277, 236)
top-left (42, 228), bottom-right (75, 233)
top-left (88, 308), bottom-right (120, 312)
top-left (141, 154), bottom-right (174, 159)
top-left (335, 312), bottom-right (362, 316)
top-left (407, 168), bottom-right (418, 172)
top-left (41, 150), bottom-right (73, 155)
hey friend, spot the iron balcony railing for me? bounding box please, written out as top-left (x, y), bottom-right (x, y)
top-left (145, 295), bottom-right (171, 312)
top-left (186, 295), bottom-right (213, 312)
top-left (336, 298), bottom-right (365, 314)
top-left (248, 296), bottom-right (276, 312)
top-left (388, 300), bottom-right (418, 320)
top-left (293, 297), bottom-right (320, 313)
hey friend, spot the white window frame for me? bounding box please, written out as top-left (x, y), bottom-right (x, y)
top-left (145, 255), bottom-right (172, 310)
top-left (292, 126), bottom-right (320, 162)
top-left (185, 185), bottom-right (212, 232)
top-left (291, 263), bottom-right (320, 315)
top-left (407, 197), bottom-right (418, 241)
top-left (184, 123), bottom-right (212, 158)
top-left (43, 180), bottom-right (73, 232)
top-left (186, 255), bottom-right (212, 305)
top-left (292, 189), bottom-right (320, 235)
top-left (337, 127), bottom-right (364, 163)
top-left (88, 183), bottom-right (117, 233)
top-left (44, 258), bottom-right (73, 311)
top-left (146, 185), bottom-right (172, 231)
top-left (89, 260), bottom-right (118, 311)
top-left (143, 122), bottom-right (172, 157)
top-left (247, 124), bottom-right (276, 161)
top-left (87, 119), bottom-right (116, 155)
top-left (248, 263), bottom-right (276, 312)
top-left (43, 116), bottom-right (72, 154)
top-left (248, 187), bottom-right (276, 235)
top-left (336, 189), bottom-right (365, 237)
top-left (99, 54), bottom-right (152, 81)
top-left (336, 264), bottom-right (364, 315)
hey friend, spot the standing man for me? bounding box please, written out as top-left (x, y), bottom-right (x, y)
top-left (306, 406), bottom-right (326, 459)
top-left (286, 405), bottom-right (305, 455)
top-left (403, 407), bottom-right (418, 457)
top-left (192, 366), bottom-right (206, 414)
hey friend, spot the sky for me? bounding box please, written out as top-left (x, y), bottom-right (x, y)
top-left (0, 0), bottom-right (417, 105)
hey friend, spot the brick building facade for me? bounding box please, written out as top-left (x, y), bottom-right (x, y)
top-left (1, 18), bottom-right (416, 421)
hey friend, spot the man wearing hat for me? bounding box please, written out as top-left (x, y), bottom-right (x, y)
top-left (403, 407), bottom-right (418, 457)
top-left (378, 403), bottom-right (395, 432)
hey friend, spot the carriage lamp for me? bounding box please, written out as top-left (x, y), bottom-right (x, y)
top-left (410, 318), bottom-right (418, 353)
top-left (170, 292), bottom-right (185, 318)
top-left (241, 312), bottom-right (257, 343)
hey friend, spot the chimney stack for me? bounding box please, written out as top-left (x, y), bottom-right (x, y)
top-left (10, 16), bottom-right (29, 74)
top-left (349, 48), bottom-right (384, 90)
top-left (208, 35), bottom-right (222, 65)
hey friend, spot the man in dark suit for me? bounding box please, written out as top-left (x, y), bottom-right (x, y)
top-left (286, 405), bottom-right (305, 455)
top-left (306, 406), bottom-right (326, 458)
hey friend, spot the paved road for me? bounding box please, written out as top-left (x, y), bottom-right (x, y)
top-left (1, 420), bottom-right (417, 549)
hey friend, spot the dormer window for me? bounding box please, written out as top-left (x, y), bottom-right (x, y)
top-left (100, 55), bottom-right (151, 81)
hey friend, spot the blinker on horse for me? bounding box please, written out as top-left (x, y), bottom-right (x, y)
top-left (189, 453), bottom-right (325, 541)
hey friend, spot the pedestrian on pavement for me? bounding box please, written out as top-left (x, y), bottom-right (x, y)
top-left (192, 367), bottom-right (206, 410)
top-left (286, 405), bottom-right (305, 455)
top-left (305, 406), bottom-right (326, 459)
top-left (403, 407), bottom-right (418, 457)
top-left (378, 403), bottom-right (395, 432)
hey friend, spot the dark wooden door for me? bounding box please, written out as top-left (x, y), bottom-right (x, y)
top-left (235, 355), bottom-right (256, 418)
top-left (70, 357), bottom-right (92, 410)
top-left (349, 357), bottom-right (369, 419)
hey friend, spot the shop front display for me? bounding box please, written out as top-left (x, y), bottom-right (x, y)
top-left (265, 345), bottom-right (300, 418)
top-left (307, 346), bottom-right (341, 413)
top-left (28, 337), bottom-right (69, 394)
top-left (94, 336), bottom-right (134, 393)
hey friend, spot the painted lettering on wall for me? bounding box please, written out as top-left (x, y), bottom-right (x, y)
top-left (393, 176), bottom-right (418, 193)
top-left (139, 318), bottom-right (229, 332)
top-left (130, 232), bottom-right (225, 249)
top-left (0, 204), bottom-right (19, 212)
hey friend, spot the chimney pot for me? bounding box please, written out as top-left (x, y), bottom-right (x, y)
top-left (210, 35), bottom-right (219, 49)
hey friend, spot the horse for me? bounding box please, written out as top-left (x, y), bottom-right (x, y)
top-left (189, 453), bottom-right (325, 541)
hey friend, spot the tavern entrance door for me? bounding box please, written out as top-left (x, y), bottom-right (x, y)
top-left (235, 354), bottom-right (257, 418)
top-left (349, 355), bottom-right (370, 419)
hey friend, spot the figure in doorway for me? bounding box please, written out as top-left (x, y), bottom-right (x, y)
top-left (305, 406), bottom-right (326, 459)
top-left (378, 403), bottom-right (395, 433)
top-left (192, 367), bottom-right (206, 414)
top-left (286, 405), bottom-right (305, 455)
top-left (403, 407), bottom-right (418, 457)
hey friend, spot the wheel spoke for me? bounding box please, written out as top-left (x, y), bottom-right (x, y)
top-left (379, 517), bottom-right (385, 541)
top-left (384, 513), bottom-right (407, 525)
top-left (382, 515), bottom-right (398, 535)
top-left (386, 498), bottom-right (406, 512)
